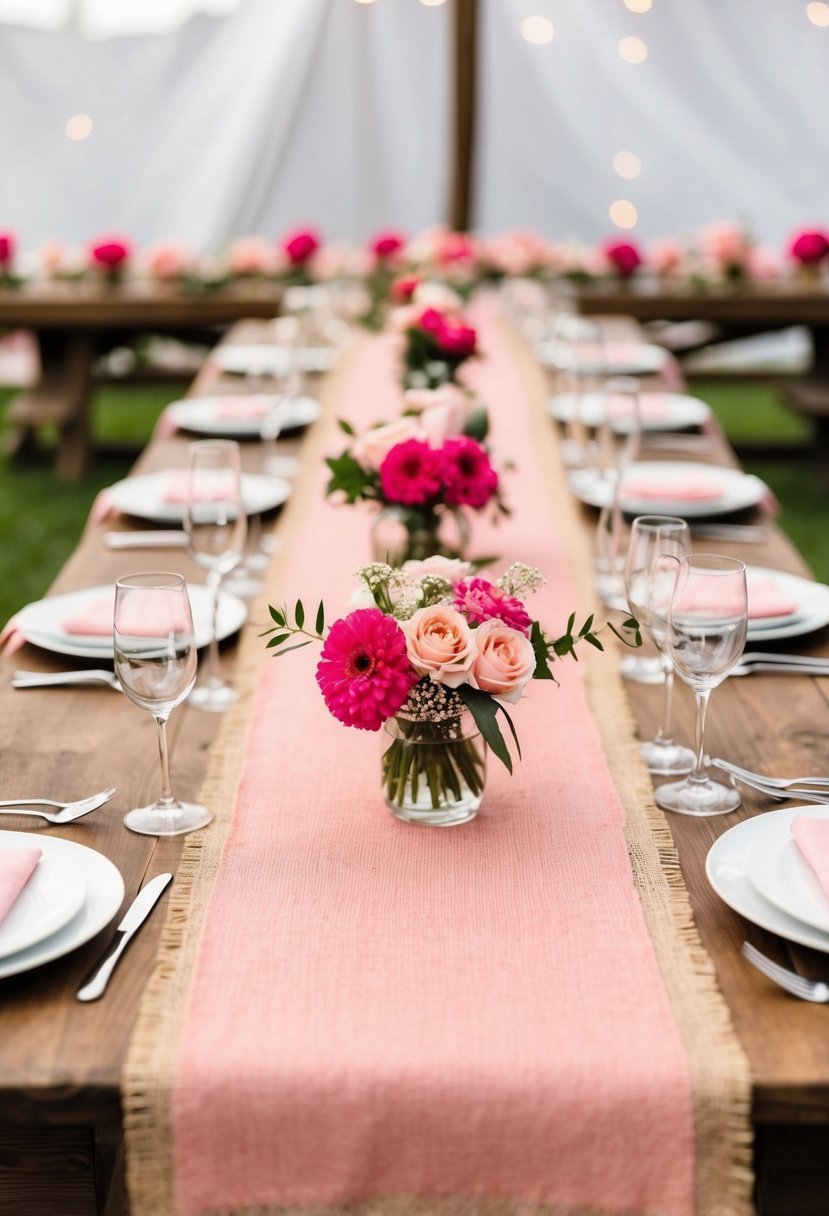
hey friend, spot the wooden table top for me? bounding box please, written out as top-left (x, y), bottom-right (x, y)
top-left (576, 281), bottom-right (829, 328)
top-left (1, 316), bottom-right (828, 1144)
top-left (0, 283), bottom-right (283, 330)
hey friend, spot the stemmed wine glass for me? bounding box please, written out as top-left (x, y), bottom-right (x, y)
top-left (624, 516), bottom-right (695, 775)
top-left (184, 439), bottom-right (247, 713)
top-left (114, 572), bottom-right (212, 836)
top-left (655, 554), bottom-right (748, 816)
top-left (594, 376), bottom-right (641, 611)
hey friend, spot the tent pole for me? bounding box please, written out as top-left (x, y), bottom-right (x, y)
top-left (449, 0), bottom-right (478, 232)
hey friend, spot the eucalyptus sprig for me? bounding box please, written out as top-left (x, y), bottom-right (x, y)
top-left (263, 600), bottom-right (326, 655)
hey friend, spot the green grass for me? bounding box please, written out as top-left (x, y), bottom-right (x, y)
top-left (0, 377), bottom-right (826, 627)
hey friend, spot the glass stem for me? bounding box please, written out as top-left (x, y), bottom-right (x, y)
top-left (690, 688), bottom-right (711, 783)
top-left (656, 657), bottom-right (675, 745)
top-left (205, 570), bottom-right (222, 689)
top-left (155, 714), bottom-right (177, 809)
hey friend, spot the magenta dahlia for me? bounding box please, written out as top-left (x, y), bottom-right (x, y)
top-left (453, 578), bottom-right (533, 635)
top-left (379, 438), bottom-right (443, 505)
top-left (440, 438), bottom-right (498, 509)
top-left (316, 609), bottom-right (417, 731)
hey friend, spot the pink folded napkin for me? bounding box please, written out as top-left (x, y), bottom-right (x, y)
top-left (163, 470), bottom-right (239, 504)
top-left (792, 816), bottom-right (829, 901)
top-left (746, 577), bottom-right (799, 620)
top-left (622, 472), bottom-right (727, 501)
top-left (608, 392), bottom-right (670, 421)
top-left (63, 593), bottom-right (189, 637)
top-left (214, 396), bottom-right (273, 420)
top-left (0, 849), bottom-right (41, 928)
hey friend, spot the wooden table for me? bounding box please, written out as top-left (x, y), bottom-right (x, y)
top-left (1, 319), bottom-right (829, 1216)
top-left (0, 282), bottom-right (284, 479)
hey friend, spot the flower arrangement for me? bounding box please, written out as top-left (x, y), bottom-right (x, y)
top-left (325, 400), bottom-right (503, 565)
top-left (402, 305), bottom-right (478, 389)
top-left (264, 562), bottom-right (640, 823)
top-left (788, 229), bottom-right (829, 270)
top-left (602, 238), bottom-right (644, 280)
top-left (89, 236), bottom-right (132, 282)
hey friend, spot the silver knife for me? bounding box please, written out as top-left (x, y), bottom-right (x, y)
top-left (104, 531), bottom-right (189, 549)
top-left (76, 872), bottom-right (172, 1002)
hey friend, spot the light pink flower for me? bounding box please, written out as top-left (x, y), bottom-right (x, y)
top-left (145, 242), bottom-right (190, 280)
top-left (40, 240), bottom-right (67, 274)
top-left (316, 608), bottom-right (416, 731)
top-left (700, 222), bottom-right (751, 269)
top-left (747, 245), bottom-right (780, 280)
top-left (469, 617), bottom-right (536, 704)
top-left (412, 281), bottom-right (464, 313)
top-left (350, 418), bottom-right (422, 471)
top-left (226, 236), bottom-right (272, 276)
top-left (403, 604), bottom-right (477, 687)
top-left (649, 237), bottom-right (684, 277)
top-left (453, 578), bottom-right (532, 634)
top-left (402, 556), bottom-right (473, 583)
top-left (404, 385), bottom-right (468, 445)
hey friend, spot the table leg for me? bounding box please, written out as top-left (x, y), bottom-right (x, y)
top-left (6, 330), bottom-right (93, 479)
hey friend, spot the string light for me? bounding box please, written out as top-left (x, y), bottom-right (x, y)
top-left (613, 151), bottom-right (641, 180)
top-left (520, 16), bottom-right (555, 44)
top-left (66, 114), bottom-right (93, 141)
top-left (419, 0), bottom-right (447, 6)
top-left (807, 2), bottom-right (829, 25)
top-left (624, 0), bottom-right (652, 11)
top-left (609, 199), bottom-right (638, 229)
top-left (353, 0), bottom-right (377, 6)
top-left (618, 35), bottom-right (648, 62)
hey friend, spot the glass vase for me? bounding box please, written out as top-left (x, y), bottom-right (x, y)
top-left (382, 709), bottom-right (486, 826)
top-left (371, 504), bottom-right (469, 566)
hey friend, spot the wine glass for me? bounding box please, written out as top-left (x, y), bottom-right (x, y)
top-left (624, 516), bottom-right (695, 775)
top-left (655, 554), bottom-right (748, 816)
top-left (114, 572), bottom-right (211, 836)
top-left (551, 314), bottom-right (604, 470)
top-left (594, 376), bottom-right (641, 611)
top-left (184, 439), bottom-right (247, 713)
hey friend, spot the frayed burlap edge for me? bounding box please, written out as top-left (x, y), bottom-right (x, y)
top-left (512, 324), bottom-right (754, 1216)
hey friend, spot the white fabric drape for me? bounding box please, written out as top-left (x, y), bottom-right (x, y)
top-left (0, 0), bottom-right (451, 249)
top-left (474, 0), bottom-right (829, 245)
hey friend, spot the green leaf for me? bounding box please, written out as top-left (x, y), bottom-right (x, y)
top-left (266, 633), bottom-right (292, 648)
top-left (530, 620), bottom-right (554, 680)
top-left (456, 686), bottom-right (513, 774)
top-left (270, 639), bottom-right (314, 657)
top-left (294, 599), bottom-right (305, 629)
top-left (463, 405), bottom-right (489, 442)
top-left (315, 599), bottom-right (325, 635)
top-left (566, 611), bottom-right (576, 634)
top-left (325, 451), bottom-right (373, 503)
top-left (553, 634), bottom-right (574, 657)
top-left (496, 702), bottom-right (522, 761)
top-left (269, 605), bottom-right (285, 626)
top-left (578, 613), bottom-right (594, 637)
top-left (583, 632), bottom-right (604, 651)
top-left (337, 418), bottom-right (356, 436)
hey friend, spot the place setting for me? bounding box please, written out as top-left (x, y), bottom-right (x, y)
top-left (570, 459), bottom-right (770, 518)
top-left (549, 389), bottom-right (712, 433)
top-left (162, 393), bottom-right (322, 439)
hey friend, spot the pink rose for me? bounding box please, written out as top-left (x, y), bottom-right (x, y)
top-left (403, 605), bottom-right (477, 687)
top-left (350, 418), bottom-right (422, 471)
top-left (700, 222), bottom-right (750, 269)
top-left (391, 274), bottom-right (420, 303)
top-left (469, 618), bottom-right (536, 704)
top-left (402, 556), bottom-right (473, 583)
top-left (370, 230), bottom-right (406, 260)
top-left (413, 282), bottom-right (463, 312)
top-left (0, 231), bottom-right (15, 267)
top-left (90, 236), bottom-right (131, 271)
top-left (418, 308), bottom-right (477, 358)
top-left (436, 231), bottom-right (477, 267)
top-left (788, 230), bottom-right (829, 266)
top-left (404, 385), bottom-right (468, 445)
top-left (226, 236), bottom-right (272, 276)
top-left (649, 237), bottom-right (684, 277)
top-left (603, 239), bottom-right (643, 278)
top-left (282, 227), bottom-right (322, 265)
top-left (747, 246), bottom-right (780, 280)
top-left (145, 242), bottom-right (189, 280)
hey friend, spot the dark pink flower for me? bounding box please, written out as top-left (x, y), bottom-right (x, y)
top-left (391, 274), bottom-right (419, 302)
top-left (379, 438), bottom-right (443, 505)
top-left (437, 232), bottom-right (476, 266)
top-left (789, 230), bottom-right (829, 266)
top-left (90, 237), bottom-right (131, 270)
top-left (603, 239), bottom-right (643, 278)
top-left (316, 608), bottom-right (417, 731)
top-left (0, 231), bottom-right (16, 267)
top-left (282, 227), bottom-right (321, 264)
top-left (370, 230), bottom-right (406, 259)
top-left (440, 438), bottom-right (498, 509)
top-left (453, 578), bottom-right (533, 635)
top-left (417, 308), bottom-right (477, 359)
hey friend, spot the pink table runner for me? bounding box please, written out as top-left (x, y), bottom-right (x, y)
top-left (125, 308), bottom-right (751, 1216)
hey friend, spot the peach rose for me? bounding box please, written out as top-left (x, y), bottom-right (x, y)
top-left (402, 605), bottom-right (477, 687)
top-left (350, 418), bottom-right (422, 471)
top-left (404, 384), bottom-right (468, 445)
top-left (402, 556), bottom-right (473, 583)
top-left (412, 282), bottom-right (463, 313)
top-left (469, 618), bottom-right (536, 704)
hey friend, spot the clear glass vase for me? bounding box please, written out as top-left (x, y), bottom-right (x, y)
top-left (382, 709), bottom-right (486, 826)
top-left (371, 504), bottom-right (469, 566)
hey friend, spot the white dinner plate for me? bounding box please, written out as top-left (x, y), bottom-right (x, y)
top-left (166, 395), bottom-right (321, 438)
top-left (539, 340), bottom-right (669, 376)
top-left (14, 583), bottom-right (247, 660)
top-left (747, 807), bottom-right (829, 935)
top-left (0, 832), bottom-right (124, 981)
top-left (744, 566), bottom-right (829, 642)
top-left (213, 344), bottom-right (338, 377)
top-left (0, 845), bottom-right (86, 960)
top-left (107, 470), bottom-right (291, 523)
top-left (548, 391), bottom-right (711, 433)
top-left (706, 810), bottom-right (829, 954)
top-left (569, 461), bottom-right (768, 518)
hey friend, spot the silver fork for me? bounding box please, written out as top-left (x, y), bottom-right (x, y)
top-left (712, 758), bottom-right (829, 790)
top-left (0, 787), bottom-right (116, 824)
top-left (742, 942), bottom-right (829, 1002)
top-left (13, 669), bottom-right (121, 691)
top-left (709, 762), bottom-right (829, 804)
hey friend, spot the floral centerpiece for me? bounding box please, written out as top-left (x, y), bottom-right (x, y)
top-left (787, 228), bottom-right (829, 279)
top-left (325, 393), bottom-right (503, 566)
top-left (264, 561), bottom-right (640, 825)
top-left (401, 304), bottom-right (478, 389)
top-left (602, 238), bottom-right (644, 280)
top-left (0, 231), bottom-right (21, 288)
top-left (89, 236), bottom-right (132, 284)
